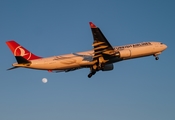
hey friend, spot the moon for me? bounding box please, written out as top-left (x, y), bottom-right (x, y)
top-left (42, 78), bottom-right (48, 83)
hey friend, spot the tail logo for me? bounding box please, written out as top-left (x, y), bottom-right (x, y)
top-left (14, 46), bottom-right (31, 60)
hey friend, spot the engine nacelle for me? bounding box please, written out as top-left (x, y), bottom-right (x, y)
top-left (101, 64), bottom-right (114, 71)
top-left (116, 50), bottom-right (131, 58)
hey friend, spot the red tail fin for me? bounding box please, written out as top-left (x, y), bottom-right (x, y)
top-left (6, 40), bottom-right (41, 60)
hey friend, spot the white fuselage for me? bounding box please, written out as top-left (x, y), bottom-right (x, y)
top-left (13, 42), bottom-right (167, 71)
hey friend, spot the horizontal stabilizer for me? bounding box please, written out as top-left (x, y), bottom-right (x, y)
top-left (7, 66), bottom-right (19, 70)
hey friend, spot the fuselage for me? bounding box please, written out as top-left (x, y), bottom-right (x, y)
top-left (13, 41), bottom-right (167, 71)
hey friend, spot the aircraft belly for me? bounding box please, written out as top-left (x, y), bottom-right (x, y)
top-left (29, 59), bottom-right (79, 70)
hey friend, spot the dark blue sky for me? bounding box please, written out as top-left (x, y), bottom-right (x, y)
top-left (0, 0), bottom-right (175, 120)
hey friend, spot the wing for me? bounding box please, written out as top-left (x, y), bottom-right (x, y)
top-left (89, 22), bottom-right (116, 62)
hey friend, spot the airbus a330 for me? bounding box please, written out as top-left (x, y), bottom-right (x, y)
top-left (6, 22), bottom-right (167, 78)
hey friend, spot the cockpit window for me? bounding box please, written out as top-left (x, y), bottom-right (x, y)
top-left (160, 43), bottom-right (163, 44)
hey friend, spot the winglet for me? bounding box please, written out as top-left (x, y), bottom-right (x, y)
top-left (89, 22), bottom-right (97, 28)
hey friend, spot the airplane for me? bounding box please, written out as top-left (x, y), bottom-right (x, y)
top-left (6, 22), bottom-right (167, 78)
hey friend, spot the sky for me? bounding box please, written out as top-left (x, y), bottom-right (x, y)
top-left (0, 0), bottom-right (175, 120)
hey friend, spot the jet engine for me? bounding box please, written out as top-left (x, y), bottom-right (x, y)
top-left (101, 64), bottom-right (114, 71)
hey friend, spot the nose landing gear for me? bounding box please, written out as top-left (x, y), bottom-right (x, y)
top-left (153, 54), bottom-right (160, 60)
top-left (155, 57), bottom-right (159, 60)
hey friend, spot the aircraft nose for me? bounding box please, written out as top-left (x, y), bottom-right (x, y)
top-left (164, 44), bottom-right (168, 49)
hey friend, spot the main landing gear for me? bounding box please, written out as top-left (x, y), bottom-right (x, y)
top-left (88, 57), bottom-right (106, 78)
top-left (88, 63), bottom-right (103, 78)
top-left (88, 65), bottom-right (97, 78)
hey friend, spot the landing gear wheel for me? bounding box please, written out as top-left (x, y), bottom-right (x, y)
top-left (88, 73), bottom-right (92, 78)
top-left (155, 57), bottom-right (159, 60)
top-left (88, 71), bottom-right (96, 78)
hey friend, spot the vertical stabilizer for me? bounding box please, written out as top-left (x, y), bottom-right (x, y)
top-left (6, 40), bottom-right (41, 60)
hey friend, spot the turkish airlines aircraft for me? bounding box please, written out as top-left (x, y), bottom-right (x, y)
top-left (6, 22), bottom-right (167, 78)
